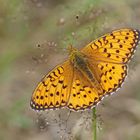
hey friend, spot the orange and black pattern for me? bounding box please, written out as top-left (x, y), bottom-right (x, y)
top-left (30, 28), bottom-right (140, 111)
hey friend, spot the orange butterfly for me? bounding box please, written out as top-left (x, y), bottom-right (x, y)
top-left (30, 28), bottom-right (140, 111)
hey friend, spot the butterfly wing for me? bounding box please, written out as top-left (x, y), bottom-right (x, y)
top-left (30, 60), bottom-right (74, 111)
top-left (80, 28), bottom-right (140, 96)
top-left (88, 61), bottom-right (127, 95)
top-left (67, 67), bottom-right (102, 111)
top-left (81, 28), bottom-right (140, 64)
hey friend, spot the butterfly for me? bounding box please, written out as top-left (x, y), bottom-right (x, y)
top-left (30, 28), bottom-right (140, 111)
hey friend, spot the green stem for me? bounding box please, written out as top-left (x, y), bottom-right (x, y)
top-left (92, 107), bottom-right (97, 140)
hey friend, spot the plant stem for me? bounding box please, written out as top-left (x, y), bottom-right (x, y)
top-left (92, 107), bottom-right (97, 140)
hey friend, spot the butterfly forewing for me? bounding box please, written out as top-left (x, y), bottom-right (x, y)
top-left (81, 29), bottom-right (140, 64)
top-left (30, 61), bottom-right (74, 110)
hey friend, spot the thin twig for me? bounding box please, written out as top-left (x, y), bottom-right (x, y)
top-left (92, 107), bottom-right (97, 140)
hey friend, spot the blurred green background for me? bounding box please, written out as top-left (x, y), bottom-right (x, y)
top-left (0, 0), bottom-right (140, 140)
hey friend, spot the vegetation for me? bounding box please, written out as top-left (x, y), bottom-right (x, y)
top-left (0, 0), bottom-right (140, 140)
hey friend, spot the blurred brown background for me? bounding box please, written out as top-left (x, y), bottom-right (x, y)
top-left (0, 0), bottom-right (140, 140)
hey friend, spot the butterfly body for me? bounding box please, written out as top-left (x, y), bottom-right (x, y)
top-left (30, 28), bottom-right (140, 111)
top-left (70, 48), bottom-right (96, 83)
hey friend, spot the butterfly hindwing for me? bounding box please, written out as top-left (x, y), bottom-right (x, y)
top-left (93, 62), bottom-right (127, 95)
top-left (67, 68), bottom-right (102, 111)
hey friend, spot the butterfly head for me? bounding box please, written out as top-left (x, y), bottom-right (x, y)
top-left (68, 45), bottom-right (78, 61)
top-left (68, 45), bottom-right (86, 66)
top-left (68, 45), bottom-right (77, 53)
